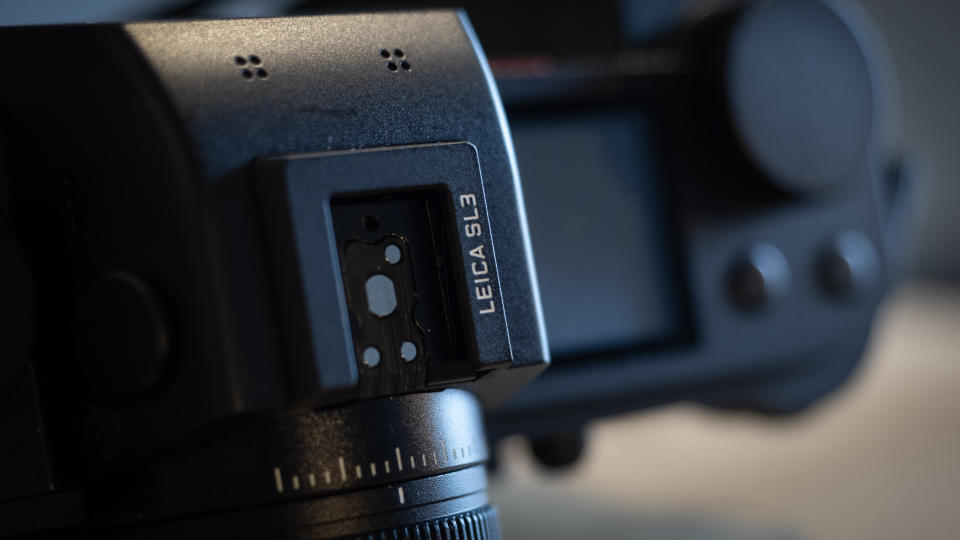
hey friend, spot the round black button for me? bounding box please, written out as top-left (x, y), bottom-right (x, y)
top-left (72, 271), bottom-right (170, 401)
top-left (817, 229), bottom-right (881, 299)
top-left (726, 243), bottom-right (791, 312)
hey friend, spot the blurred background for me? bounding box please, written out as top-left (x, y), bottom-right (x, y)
top-left (1, 1), bottom-right (956, 538)
top-left (491, 282), bottom-right (960, 539)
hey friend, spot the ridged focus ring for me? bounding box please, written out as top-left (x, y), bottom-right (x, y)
top-left (347, 505), bottom-right (501, 540)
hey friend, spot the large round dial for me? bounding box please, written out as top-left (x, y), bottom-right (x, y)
top-left (724, 0), bottom-right (875, 195)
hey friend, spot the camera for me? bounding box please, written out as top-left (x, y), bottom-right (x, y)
top-left (205, 0), bottom-right (908, 466)
top-left (0, 11), bottom-right (546, 538)
top-left (465, 0), bottom-right (905, 456)
top-left (0, 0), bottom-right (908, 537)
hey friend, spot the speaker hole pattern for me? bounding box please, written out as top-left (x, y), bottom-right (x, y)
top-left (380, 48), bottom-right (412, 72)
top-left (235, 54), bottom-right (268, 80)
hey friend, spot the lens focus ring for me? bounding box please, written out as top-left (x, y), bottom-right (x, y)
top-left (346, 504), bottom-right (501, 540)
top-left (89, 390), bottom-right (499, 539)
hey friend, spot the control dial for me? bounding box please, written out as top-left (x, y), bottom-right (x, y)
top-left (722, 0), bottom-right (876, 195)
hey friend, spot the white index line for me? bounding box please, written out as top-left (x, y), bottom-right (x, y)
top-left (370, 462), bottom-right (377, 477)
top-left (338, 457), bottom-right (347, 482)
top-left (398, 486), bottom-right (405, 504)
top-left (292, 475), bottom-right (300, 490)
top-left (273, 467), bottom-right (284, 494)
top-left (308, 473), bottom-right (317, 487)
top-left (395, 447), bottom-right (404, 471)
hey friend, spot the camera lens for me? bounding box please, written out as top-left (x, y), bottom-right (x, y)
top-left (89, 390), bottom-right (499, 539)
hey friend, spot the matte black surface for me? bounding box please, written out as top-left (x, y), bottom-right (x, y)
top-left (85, 390), bottom-right (487, 525)
top-left (0, 367), bottom-right (55, 501)
top-left (483, 0), bottom-right (896, 431)
top-left (0, 222), bottom-right (34, 398)
top-left (0, 10), bottom-right (546, 478)
top-left (0, 12), bottom-right (544, 536)
top-left (71, 271), bottom-right (170, 401)
top-left (6, 391), bottom-right (496, 538)
top-left (726, 0), bottom-right (874, 194)
top-left (257, 144), bottom-right (520, 406)
top-left (0, 491), bottom-right (85, 537)
top-left (284, 1), bottom-right (899, 434)
top-left (123, 12), bottom-right (548, 379)
top-left (0, 2), bottom-right (909, 534)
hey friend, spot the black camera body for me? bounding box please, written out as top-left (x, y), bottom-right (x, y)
top-left (0, 0), bottom-right (909, 536)
top-left (474, 0), bottom-right (903, 442)
top-left (0, 11), bottom-right (546, 537)
top-left (263, 0), bottom-right (908, 463)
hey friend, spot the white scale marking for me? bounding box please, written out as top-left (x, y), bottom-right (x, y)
top-left (273, 442), bottom-right (474, 499)
top-left (273, 467), bottom-right (284, 494)
top-left (398, 486), bottom-right (405, 504)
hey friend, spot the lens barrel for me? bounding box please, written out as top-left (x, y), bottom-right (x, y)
top-left (86, 390), bottom-right (499, 539)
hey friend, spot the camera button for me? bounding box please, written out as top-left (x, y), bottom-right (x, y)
top-left (816, 229), bottom-right (881, 300)
top-left (725, 242), bottom-right (791, 312)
